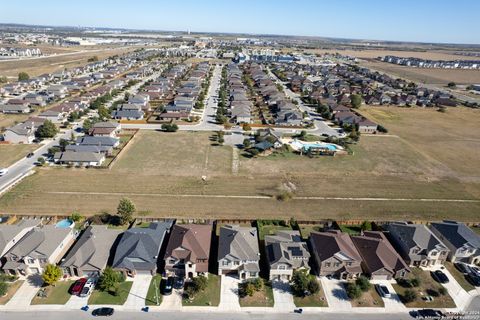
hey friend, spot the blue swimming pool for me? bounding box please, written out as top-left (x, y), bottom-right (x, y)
top-left (56, 219), bottom-right (73, 228)
top-left (302, 143), bottom-right (338, 151)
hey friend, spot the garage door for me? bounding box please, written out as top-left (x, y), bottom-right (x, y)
top-left (373, 275), bottom-right (389, 280)
top-left (222, 270), bottom-right (238, 276)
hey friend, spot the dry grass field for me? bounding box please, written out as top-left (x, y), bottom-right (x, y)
top-left (0, 46), bottom-right (137, 78)
top-left (360, 60), bottom-right (480, 85)
top-left (0, 144), bottom-right (38, 168)
top-left (303, 49), bottom-right (475, 61)
top-left (1, 112), bottom-right (479, 221)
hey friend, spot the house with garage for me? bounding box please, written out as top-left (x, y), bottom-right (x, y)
top-left (88, 121), bottom-right (122, 137)
top-left (53, 151), bottom-right (106, 167)
top-left (351, 231), bottom-right (410, 280)
top-left (310, 230), bottom-right (363, 279)
top-left (218, 225), bottom-right (260, 280)
top-left (430, 220), bottom-right (480, 265)
top-left (1, 224), bottom-right (76, 276)
top-left (61, 225), bottom-right (122, 277)
top-left (112, 221), bottom-right (172, 277)
top-left (164, 224), bottom-right (212, 279)
top-left (3, 122), bottom-right (36, 144)
top-left (0, 104), bottom-right (31, 114)
top-left (75, 136), bottom-right (120, 149)
top-left (384, 222), bottom-right (449, 267)
top-left (265, 230), bottom-right (310, 281)
top-left (0, 220), bottom-right (41, 258)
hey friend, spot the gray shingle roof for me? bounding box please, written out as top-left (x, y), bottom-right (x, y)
top-left (0, 220), bottom-right (40, 256)
top-left (218, 225), bottom-right (260, 261)
top-left (384, 222), bottom-right (447, 253)
top-left (431, 221), bottom-right (480, 249)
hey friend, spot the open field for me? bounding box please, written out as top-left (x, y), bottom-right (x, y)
top-left (0, 119), bottom-right (479, 220)
top-left (0, 144), bottom-right (38, 168)
top-left (360, 60), bottom-right (480, 85)
top-left (0, 45), bottom-right (137, 78)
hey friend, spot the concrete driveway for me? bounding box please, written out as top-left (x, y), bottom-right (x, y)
top-left (159, 288), bottom-right (182, 311)
top-left (123, 274), bottom-right (152, 310)
top-left (320, 278), bottom-right (352, 310)
top-left (430, 266), bottom-right (472, 311)
top-left (272, 281), bottom-right (295, 312)
top-left (370, 280), bottom-right (406, 312)
top-left (219, 275), bottom-right (240, 311)
top-left (6, 275), bottom-right (43, 308)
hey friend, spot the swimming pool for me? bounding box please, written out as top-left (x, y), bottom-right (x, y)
top-left (56, 219), bottom-right (74, 228)
top-left (301, 143), bottom-right (338, 151)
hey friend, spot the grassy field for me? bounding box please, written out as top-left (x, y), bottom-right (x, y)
top-left (1, 117), bottom-right (480, 221)
top-left (88, 281), bottom-right (133, 305)
top-left (31, 281), bottom-right (75, 305)
top-left (0, 144), bottom-right (38, 168)
top-left (183, 274), bottom-right (220, 307)
top-left (302, 49), bottom-right (477, 61)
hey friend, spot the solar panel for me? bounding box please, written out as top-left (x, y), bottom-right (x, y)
top-left (288, 246), bottom-right (303, 257)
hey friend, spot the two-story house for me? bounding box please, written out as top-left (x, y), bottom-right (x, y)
top-left (265, 230), bottom-right (310, 281)
top-left (164, 224), bottom-right (212, 279)
top-left (310, 230), bottom-right (363, 279)
top-left (1, 225), bottom-right (75, 276)
top-left (430, 221), bottom-right (480, 265)
top-left (0, 220), bottom-right (40, 258)
top-left (218, 225), bottom-right (260, 280)
top-left (384, 222), bottom-right (449, 267)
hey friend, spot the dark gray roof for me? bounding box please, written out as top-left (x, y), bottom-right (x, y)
top-left (54, 151), bottom-right (104, 163)
top-left (112, 221), bottom-right (172, 272)
top-left (265, 230), bottom-right (310, 268)
top-left (0, 220), bottom-right (40, 256)
top-left (384, 222), bottom-right (447, 253)
top-left (76, 136), bottom-right (119, 147)
top-left (430, 221), bottom-right (480, 249)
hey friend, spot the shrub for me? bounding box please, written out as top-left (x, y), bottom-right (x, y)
top-left (42, 264), bottom-right (63, 286)
top-left (307, 278), bottom-right (320, 295)
top-left (346, 283), bottom-right (362, 299)
top-left (355, 276), bottom-right (371, 292)
top-left (0, 282), bottom-right (8, 296)
top-left (245, 282), bottom-right (255, 297)
top-left (402, 289), bottom-right (417, 303)
top-left (192, 275), bottom-right (208, 292)
top-left (410, 277), bottom-right (421, 288)
top-left (377, 125), bottom-right (388, 133)
top-left (438, 287), bottom-right (448, 296)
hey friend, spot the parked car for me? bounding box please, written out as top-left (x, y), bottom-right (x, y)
top-left (92, 307), bottom-right (114, 317)
top-left (79, 285), bottom-right (93, 298)
top-left (375, 284), bottom-right (391, 298)
top-left (173, 277), bottom-right (184, 290)
top-left (26, 152), bottom-right (34, 158)
top-left (0, 168), bottom-right (8, 176)
top-left (415, 309), bottom-right (444, 319)
top-left (431, 270), bottom-right (449, 284)
top-left (466, 274), bottom-right (480, 287)
top-left (455, 262), bottom-right (471, 275)
top-left (470, 266), bottom-right (480, 277)
top-left (69, 278), bottom-right (87, 295)
top-left (161, 277), bottom-right (174, 296)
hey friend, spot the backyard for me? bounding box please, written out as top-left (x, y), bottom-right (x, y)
top-left (0, 117), bottom-right (479, 220)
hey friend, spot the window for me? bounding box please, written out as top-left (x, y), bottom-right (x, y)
top-left (278, 265), bottom-right (286, 270)
top-left (250, 272), bottom-right (256, 277)
top-left (431, 251), bottom-right (437, 256)
top-left (325, 262), bottom-right (331, 268)
top-left (234, 261), bottom-right (240, 266)
top-left (222, 260), bottom-right (229, 266)
top-left (27, 259), bottom-right (35, 264)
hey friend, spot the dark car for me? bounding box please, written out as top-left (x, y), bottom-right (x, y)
top-left (92, 307), bottom-right (114, 317)
top-left (161, 277), bottom-right (174, 296)
top-left (431, 270), bottom-right (449, 284)
top-left (173, 277), bottom-right (184, 290)
top-left (26, 152), bottom-right (35, 158)
top-left (416, 309), bottom-right (444, 319)
top-left (69, 278), bottom-right (87, 295)
top-left (455, 262), bottom-right (471, 275)
top-left (466, 274), bottom-right (480, 287)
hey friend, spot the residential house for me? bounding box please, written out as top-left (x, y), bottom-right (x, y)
top-left (54, 151), bottom-right (106, 167)
top-left (88, 121), bottom-right (122, 137)
top-left (430, 221), bottom-right (480, 264)
top-left (0, 104), bottom-right (30, 114)
top-left (0, 220), bottom-right (41, 258)
top-left (3, 122), bottom-right (36, 144)
top-left (351, 231), bottom-right (410, 280)
top-left (310, 230), bottom-right (363, 279)
top-left (61, 226), bottom-right (122, 277)
top-left (218, 225), bottom-right (260, 280)
top-left (384, 222), bottom-right (449, 267)
top-left (265, 230), bottom-right (310, 281)
top-left (1, 225), bottom-right (76, 276)
top-left (112, 221), bottom-right (172, 277)
top-left (164, 224), bottom-right (212, 279)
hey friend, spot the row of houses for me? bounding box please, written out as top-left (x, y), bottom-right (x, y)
top-left (1, 219), bottom-right (478, 283)
top-left (380, 56), bottom-right (480, 70)
top-left (225, 63), bottom-right (254, 124)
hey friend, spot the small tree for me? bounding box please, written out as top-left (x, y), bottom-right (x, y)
top-left (0, 282), bottom-right (8, 296)
top-left (37, 120), bottom-right (59, 139)
top-left (245, 282), bottom-right (256, 297)
top-left (192, 275), bottom-right (208, 292)
top-left (42, 264), bottom-right (63, 286)
top-left (438, 287), bottom-right (447, 296)
top-left (403, 289), bottom-right (417, 303)
top-left (252, 277), bottom-right (264, 291)
top-left (410, 277), bottom-right (421, 288)
top-left (356, 276), bottom-right (371, 292)
top-left (242, 123), bottom-right (252, 131)
top-left (447, 82), bottom-right (456, 89)
top-left (98, 267), bottom-right (121, 293)
top-left (346, 283), bottom-right (362, 299)
top-left (243, 138), bottom-right (251, 149)
top-left (70, 211), bottom-right (83, 223)
top-left (291, 269), bottom-right (310, 296)
top-left (18, 72), bottom-right (30, 81)
top-left (307, 278), bottom-right (320, 295)
top-left (350, 94), bottom-right (362, 109)
top-left (117, 198), bottom-right (135, 225)
top-left (37, 157), bottom-right (46, 166)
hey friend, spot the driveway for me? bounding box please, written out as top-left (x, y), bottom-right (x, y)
top-left (320, 278), bottom-right (352, 310)
top-left (123, 274), bottom-right (152, 311)
top-left (218, 275), bottom-right (240, 311)
top-left (430, 266), bottom-right (472, 310)
top-left (5, 275), bottom-right (43, 308)
top-left (369, 280), bottom-right (405, 312)
top-left (159, 288), bottom-right (182, 311)
top-left (272, 281), bottom-right (295, 312)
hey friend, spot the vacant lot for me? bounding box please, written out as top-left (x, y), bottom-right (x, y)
top-left (360, 60), bottom-right (480, 85)
top-left (0, 144), bottom-right (38, 168)
top-left (0, 121), bottom-right (479, 220)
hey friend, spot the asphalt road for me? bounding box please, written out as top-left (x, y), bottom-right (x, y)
top-left (0, 311), bottom-right (414, 320)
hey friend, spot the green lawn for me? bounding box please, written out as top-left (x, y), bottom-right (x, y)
top-left (393, 268), bottom-right (456, 308)
top-left (183, 274), bottom-right (220, 307)
top-left (444, 262), bottom-right (475, 292)
top-left (293, 280), bottom-right (328, 307)
top-left (298, 224), bottom-right (325, 239)
top-left (238, 281), bottom-right (274, 307)
top-left (339, 223), bottom-right (372, 236)
top-left (145, 275), bottom-right (163, 306)
top-left (0, 280), bottom-right (24, 305)
top-left (258, 223), bottom-right (292, 240)
top-left (88, 281), bottom-right (133, 305)
top-left (31, 281), bottom-right (74, 305)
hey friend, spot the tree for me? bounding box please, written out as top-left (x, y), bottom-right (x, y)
top-left (307, 278), bottom-right (320, 295)
top-left (99, 267), bottom-right (122, 293)
top-left (355, 276), bottom-right (371, 292)
top-left (243, 138), bottom-right (251, 149)
top-left (161, 123), bottom-right (178, 132)
top-left (245, 282), bottom-right (256, 297)
top-left (252, 277), bottom-right (264, 291)
top-left (447, 82), bottom-right (456, 89)
top-left (242, 123), bottom-right (252, 131)
top-left (59, 138), bottom-right (70, 152)
top-left (346, 283), bottom-right (362, 299)
top-left (42, 264), bottom-right (63, 286)
top-left (403, 289), bottom-right (417, 303)
top-left (0, 76), bottom-right (8, 84)
top-left (70, 211), bottom-right (83, 223)
top-left (410, 277), bottom-right (421, 288)
top-left (360, 221), bottom-right (370, 231)
top-left (18, 72), bottom-right (30, 81)
top-left (192, 275), bottom-right (208, 292)
top-left (0, 282), bottom-right (8, 297)
top-left (117, 198), bottom-right (135, 225)
top-left (438, 287), bottom-right (447, 296)
top-left (291, 269), bottom-right (310, 296)
top-left (98, 106), bottom-right (110, 120)
top-left (88, 56), bottom-right (99, 62)
top-left (350, 94), bottom-right (362, 109)
top-left (36, 120), bottom-right (59, 139)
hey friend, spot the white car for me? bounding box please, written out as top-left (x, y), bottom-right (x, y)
top-left (0, 168), bottom-right (8, 176)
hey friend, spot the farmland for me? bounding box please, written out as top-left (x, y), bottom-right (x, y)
top-left (0, 110), bottom-right (479, 220)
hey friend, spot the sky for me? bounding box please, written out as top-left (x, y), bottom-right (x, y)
top-left (0, 0), bottom-right (479, 44)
